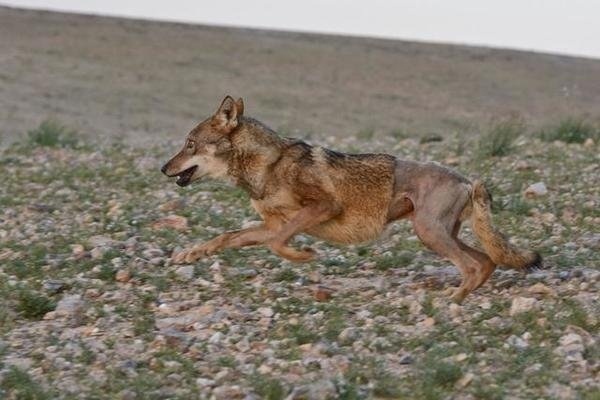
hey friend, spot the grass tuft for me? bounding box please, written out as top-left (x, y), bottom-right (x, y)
top-left (0, 366), bottom-right (54, 400)
top-left (477, 117), bottom-right (525, 157)
top-left (27, 119), bottom-right (78, 148)
top-left (538, 117), bottom-right (598, 143)
top-left (250, 374), bottom-right (286, 400)
top-left (16, 289), bottom-right (56, 320)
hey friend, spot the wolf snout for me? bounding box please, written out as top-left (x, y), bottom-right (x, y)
top-left (161, 163), bottom-right (169, 175)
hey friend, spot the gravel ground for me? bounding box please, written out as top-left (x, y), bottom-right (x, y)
top-left (0, 127), bottom-right (598, 399)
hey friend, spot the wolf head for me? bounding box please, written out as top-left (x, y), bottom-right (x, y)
top-left (161, 96), bottom-right (244, 186)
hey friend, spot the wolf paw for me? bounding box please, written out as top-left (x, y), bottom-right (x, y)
top-left (449, 287), bottom-right (467, 305)
top-left (172, 246), bottom-right (210, 264)
top-left (270, 243), bottom-right (316, 263)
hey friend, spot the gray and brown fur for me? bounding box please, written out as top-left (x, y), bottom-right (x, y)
top-left (162, 96), bottom-right (541, 303)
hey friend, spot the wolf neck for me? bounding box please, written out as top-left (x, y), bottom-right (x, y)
top-left (228, 117), bottom-right (285, 199)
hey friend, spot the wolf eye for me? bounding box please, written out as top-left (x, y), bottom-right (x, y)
top-left (186, 140), bottom-right (195, 149)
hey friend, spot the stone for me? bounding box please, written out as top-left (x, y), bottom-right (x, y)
top-left (338, 327), bottom-right (359, 344)
top-left (175, 265), bottom-right (195, 281)
top-left (119, 389), bottom-right (137, 400)
top-left (307, 270), bottom-right (322, 283)
top-left (158, 198), bottom-right (185, 212)
top-left (417, 317), bottom-right (435, 329)
top-left (507, 335), bottom-right (529, 350)
top-left (528, 282), bottom-right (556, 297)
top-left (235, 337), bottom-right (251, 352)
top-left (208, 332), bottom-right (224, 345)
top-left (455, 372), bottom-right (474, 389)
top-left (142, 248), bottom-right (165, 258)
top-left (90, 247), bottom-right (108, 260)
top-left (115, 269), bottom-right (131, 282)
top-left (53, 295), bottom-right (85, 319)
top-left (87, 235), bottom-right (115, 248)
top-left (313, 285), bottom-right (334, 302)
top-left (524, 182), bottom-right (548, 198)
top-left (257, 307), bottom-right (274, 318)
top-left (42, 279), bottom-right (66, 294)
top-left (509, 297), bottom-right (538, 316)
top-left (196, 377), bottom-right (216, 387)
top-left (151, 215), bottom-right (188, 231)
top-left (554, 332), bottom-right (586, 362)
top-left (287, 379), bottom-right (337, 400)
top-left (71, 244), bottom-right (86, 258)
top-left (232, 268), bottom-right (258, 279)
top-left (212, 386), bottom-right (244, 400)
top-left (448, 303), bottom-right (462, 318)
top-left (399, 354), bottom-right (414, 365)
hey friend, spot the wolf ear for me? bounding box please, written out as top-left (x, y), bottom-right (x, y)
top-left (236, 98), bottom-right (244, 116)
top-left (215, 95), bottom-right (240, 131)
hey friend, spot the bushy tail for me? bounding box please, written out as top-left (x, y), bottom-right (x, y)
top-left (471, 181), bottom-right (542, 271)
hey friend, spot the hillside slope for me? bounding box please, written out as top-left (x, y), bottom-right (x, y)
top-left (1, 6), bottom-right (600, 144)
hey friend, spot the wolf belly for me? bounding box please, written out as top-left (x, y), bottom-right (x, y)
top-left (305, 212), bottom-right (388, 244)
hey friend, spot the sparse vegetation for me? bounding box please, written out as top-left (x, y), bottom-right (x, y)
top-left (538, 118), bottom-right (599, 143)
top-left (0, 367), bottom-right (54, 400)
top-left (477, 116), bottom-right (525, 157)
top-left (1, 119), bottom-right (598, 398)
top-left (250, 374), bottom-right (286, 400)
top-left (27, 119), bottom-right (78, 148)
top-left (16, 289), bottom-right (56, 320)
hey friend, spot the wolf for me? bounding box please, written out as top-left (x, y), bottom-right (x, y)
top-left (161, 96), bottom-right (541, 303)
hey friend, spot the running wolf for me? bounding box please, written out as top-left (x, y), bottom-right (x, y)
top-left (162, 96), bottom-right (541, 302)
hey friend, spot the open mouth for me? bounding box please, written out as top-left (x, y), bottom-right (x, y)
top-left (175, 165), bottom-right (198, 187)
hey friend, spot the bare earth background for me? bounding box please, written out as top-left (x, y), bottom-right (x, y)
top-left (0, 6), bottom-right (598, 400)
top-left (1, 6), bottom-right (600, 146)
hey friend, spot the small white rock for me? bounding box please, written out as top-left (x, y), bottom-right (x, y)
top-left (524, 182), bottom-right (548, 198)
top-left (510, 296), bottom-right (538, 316)
top-left (257, 307), bottom-right (274, 318)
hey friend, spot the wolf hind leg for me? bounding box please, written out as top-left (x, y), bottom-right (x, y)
top-left (412, 185), bottom-right (494, 303)
top-left (413, 217), bottom-right (482, 303)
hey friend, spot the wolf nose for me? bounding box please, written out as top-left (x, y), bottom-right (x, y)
top-left (161, 164), bottom-right (168, 175)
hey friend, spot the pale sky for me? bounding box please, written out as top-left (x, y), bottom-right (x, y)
top-left (3, 0), bottom-right (600, 59)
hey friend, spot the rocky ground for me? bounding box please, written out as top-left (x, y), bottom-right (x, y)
top-left (0, 124), bottom-right (598, 399)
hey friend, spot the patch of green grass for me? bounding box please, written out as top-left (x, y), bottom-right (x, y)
top-left (322, 305), bottom-right (347, 341)
top-left (216, 355), bottom-right (236, 368)
top-left (16, 289), bottom-right (56, 320)
top-left (96, 264), bottom-right (116, 281)
top-left (27, 119), bottom-right (78, 148)
top-left (0, 366), bottom-right (54, 400)
top-left (335, 379), bottom-right (361, 400)
top-left (580, 387), bottom-right (600, 400)
top-left (357, 127), bottom-right (375, 140)
top-left (559, 299), bottom-right (597, 332)
top-left (133, 312), bottom-right (155, 337)
top-left (501, 195), bottom-right (533, 216)
top-left (538, 118), bottom-right (599, 143)
top-left (424, 361), bottom-right (462, 388)
top-left (420, 134), bottom-right (443, 144)
top-left (273, 268), bottom-right (298, 282)
top-left (345, 358), bottom-right (402, 398)
top-left (477, 116), bottom-right (525, 157)
top-left (471, 382), bottom-right (505, 400)
top-left (374, 252), bottom-right (412, 271)
top-left (389, 128), bottom-right (410, 140)
top-left (288, 323), bottom-right (319, 345)
top-left (250, 374), bottom-right (286, 400)
top-left (76, 345), bottom-right (97, 365)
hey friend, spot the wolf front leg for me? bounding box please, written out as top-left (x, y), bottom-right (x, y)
top-left (267, 202), bottom-right (340, 262)
top-left (172, 224), bottom-right (272, 264)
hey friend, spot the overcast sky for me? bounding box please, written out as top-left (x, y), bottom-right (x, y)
top-left (3, 0), bottom-right (600, 59)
